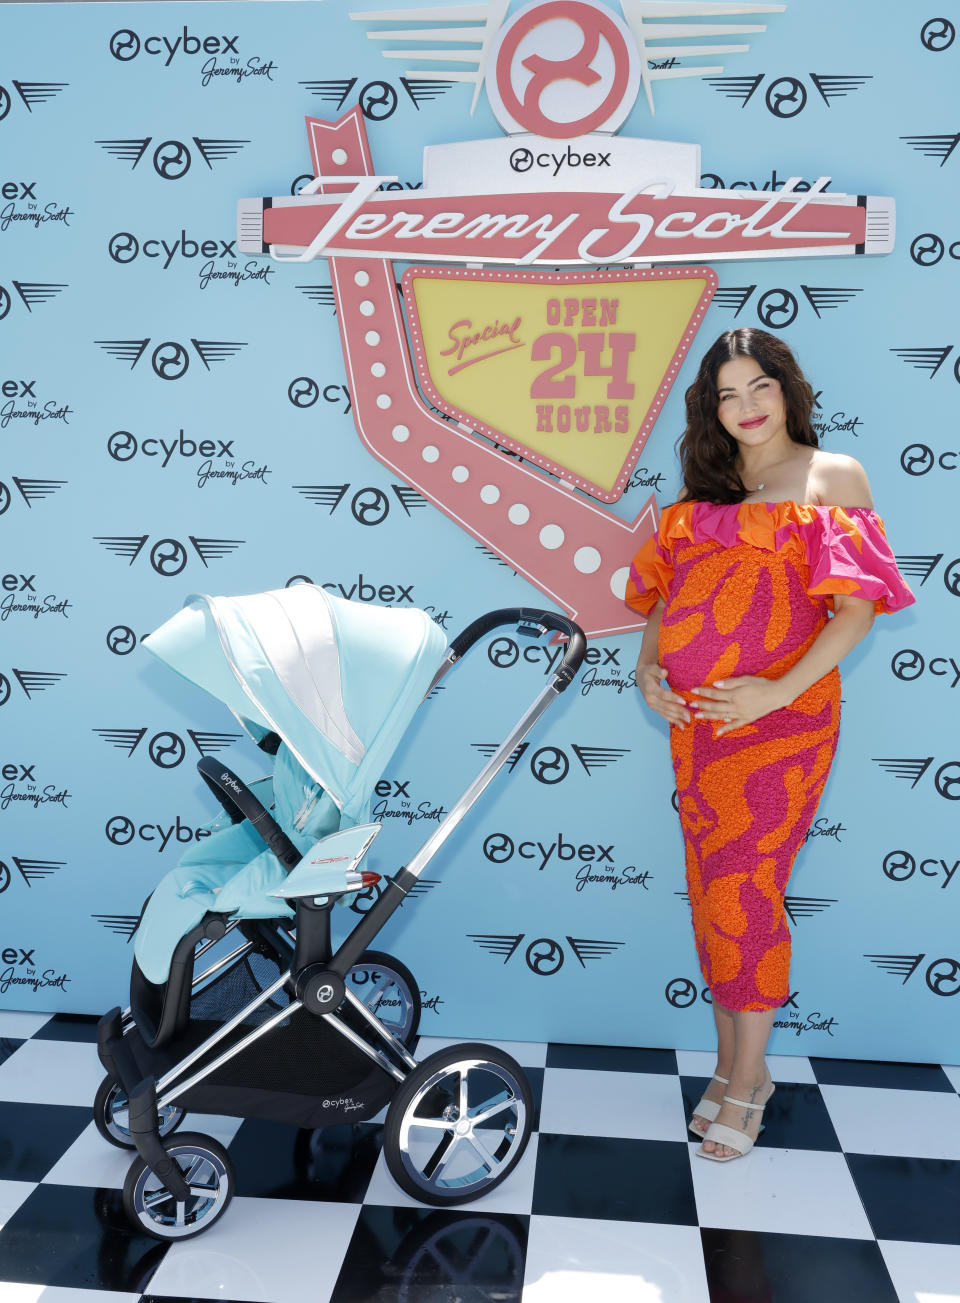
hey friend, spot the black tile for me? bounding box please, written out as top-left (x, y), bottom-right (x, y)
top-left (532, 1134), bottom-right (696, 1223)
top-left (847, 1154), bottom-right (960, 1244)
top-left (701, 1228), bottom-right (899, 1303)
top-left (32, 1013), bottom-right (100, 1043)
top-left (681, 1077), bottom-right (841, 1152)
top-left (546, 1043), bottom-right (678, 1074)
top-left (330, 1205), bottom-right (528, 1303)
top-left (810, 1057), bottom-right (955, 1093)
top-left (0, 1184), bottom-right (167, 1291)
top-left (229, 1118), bottom-right (383, 1201)
top-left (0, 1101), bottom-right (91, 1181)
top-left (0, 1037), bottom-right (23, 1068)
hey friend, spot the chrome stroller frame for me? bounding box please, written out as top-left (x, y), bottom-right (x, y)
top-left (95, 607), bottom-right (585, 1239)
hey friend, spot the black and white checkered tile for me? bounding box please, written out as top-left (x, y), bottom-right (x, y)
top-left (0, 1010), bottom-right (958, 1302)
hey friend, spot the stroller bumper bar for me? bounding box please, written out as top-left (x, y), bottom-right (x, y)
top-left (447, 608), bottom-right (586, 691)
top-left (197, 755), bottom-right (301, 869)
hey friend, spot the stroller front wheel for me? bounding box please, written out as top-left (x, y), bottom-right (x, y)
top-left (93, 1075), bottom-right (185, 1149)
top-left (383, 1043), bottom-right (533, 1206)
top-left (123, 1131), bottom-right (234, 1240)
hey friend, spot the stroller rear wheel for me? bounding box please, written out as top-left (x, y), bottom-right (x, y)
top-left (123, 1131), bottom-right (234, 1240)
top-left (93, 1074), bottom-right (185, 1149)
top-left (383, 1043), bottom-right (532, 1206)
top-left (346, 950), bottom-right (421, 1046)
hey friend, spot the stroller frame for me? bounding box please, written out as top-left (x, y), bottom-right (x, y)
top-left (96, 606), bottom-right (585, 1238)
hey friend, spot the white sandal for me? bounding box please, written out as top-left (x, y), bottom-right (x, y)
top-left (697, 1084), bottom-right (775, 1162)
top-left (688, 1074), bottom-right (729, 1137)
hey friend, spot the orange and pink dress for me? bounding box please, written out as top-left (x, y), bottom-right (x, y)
top-left (626, 500), bottom-right (914, 1012)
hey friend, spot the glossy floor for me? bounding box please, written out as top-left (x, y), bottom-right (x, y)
top-left (0, 1011), bottom-right (957, 1302)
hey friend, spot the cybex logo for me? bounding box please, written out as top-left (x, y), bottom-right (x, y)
top-left (93, 728), bottom-right (241, 767)
top-left (882, 850), bottom-right (958, 889)
top-left (470, 741), bottom-right (629, 784)
top-left (108, 231), bottom-right (237, 268)
top-left (285, 574), bottom-right (415, 604)
top-left (96, 338), bottom-right (246, 378)
top-left (109, 27), bottom-right (240, 64)
top-left (890, 649), bottom-right (960, 687)
top-left (469, 931), bottom-right (624, 974)
top-left (482, 832), bottom-right (614, 871)
top-left (866, 952), bottom-right (960, 998)
top-left (95, 535), bottom-right (244, 574)
top-left (105, 815), bottom-right (213, 852)
top-left (107, 430), bottom-right (235, 466)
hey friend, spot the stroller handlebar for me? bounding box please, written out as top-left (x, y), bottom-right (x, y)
top-left (448, 608), bottom-right (587, 692)
top-left (196, 755), bottom-right (302, 869)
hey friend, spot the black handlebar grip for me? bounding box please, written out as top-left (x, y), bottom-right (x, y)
top-left (196, 755), bottom-right (301, 869)
top-left (448, 607), bottom-right (586, 693)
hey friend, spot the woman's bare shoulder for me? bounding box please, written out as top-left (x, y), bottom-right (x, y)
top-left (809, 450), bottom-right (874, 509)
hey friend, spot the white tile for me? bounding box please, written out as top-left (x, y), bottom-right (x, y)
top-left (43, 1113), bottom-right (245, 1187)
top-left (942, 1063), bottom-right (960, 1093)
top-left (675, 1049), bottom-right (816, 1084)
top-left (820, 1085), bottom-right (960, 1159)
top-left (539, 1069), bottom-right (685, 1142)
top-left (0, 1178), bottom-right (36, 1230)
top-left (0, 1010), bottom-right (53, 1039)
top-left (690, 1144), bottom-right (874, 1239)
top-left (523, 1216), bottom-right (710, 1303)
top-left (363, 1132), bottom-right (538, 1215)
top-left (414, 1035), bottom-right (547, 1068)
top-left (0, 1039), bottom-right (102, 1105)
top-left (146, 1195), bottom-right (360, 1303)
top-left (0, 1289), bottom-right (140, 1303)
top-left (879, 1239), bottom-right (960, 1303)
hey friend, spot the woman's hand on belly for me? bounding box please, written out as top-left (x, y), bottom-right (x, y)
top-left (689, 675), bottom-right (790, 736)
top-left (636, 659), bottom-right (692, 729)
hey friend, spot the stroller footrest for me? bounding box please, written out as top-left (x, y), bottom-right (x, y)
top-left (97, 1006), bottom-right (140, 1092)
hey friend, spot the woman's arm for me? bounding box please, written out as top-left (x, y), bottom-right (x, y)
top-left (635, 597), bottom-right (691, 728)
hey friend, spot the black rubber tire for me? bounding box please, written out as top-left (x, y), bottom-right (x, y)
top-left (346, 949), bottom-right (421, 1046)
top-left (123, 1131), bottom-right (234, 1241)
top-left (383, 1042), bottom-right (532, 1206)
top-left (93, 1074), bottom-right (184, 1150)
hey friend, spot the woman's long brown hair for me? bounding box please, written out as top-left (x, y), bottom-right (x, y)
top-left (677, 328), bottom-right (818, 504)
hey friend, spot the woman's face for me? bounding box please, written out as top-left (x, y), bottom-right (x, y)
top-left (715, 355), bottom-right (788, 450)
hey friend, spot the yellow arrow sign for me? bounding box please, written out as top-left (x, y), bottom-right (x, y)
top-left (404, 265), bottom-right (716, 502)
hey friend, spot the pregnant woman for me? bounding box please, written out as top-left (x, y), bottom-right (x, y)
top-left (626, 328), bottom-right (914, 1161)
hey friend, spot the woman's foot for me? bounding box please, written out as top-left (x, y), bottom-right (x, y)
top-left (699, 1071), bottom-right (774, 1159)
top-left (689, 1072), bottom-right (730, 1136)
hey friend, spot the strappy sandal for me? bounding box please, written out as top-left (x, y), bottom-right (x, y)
top-left (688, 1074), bottom-right (729, 1137)
top-left (697, 1083), bottom-right (775, 1162)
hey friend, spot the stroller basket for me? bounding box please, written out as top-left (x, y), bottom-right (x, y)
top-left (94, 595), bottom-right (585, 1240)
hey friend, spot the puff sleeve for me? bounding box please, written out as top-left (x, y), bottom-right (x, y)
top-left (803, 507), bottom-right (915, 614)
top-left (625, 530), bottom-right (673, 615)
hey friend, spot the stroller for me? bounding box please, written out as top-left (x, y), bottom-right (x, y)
top-left (94, 586), bottom-right (585, 1240)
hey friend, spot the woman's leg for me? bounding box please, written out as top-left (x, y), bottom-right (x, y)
top-left (700, 1007), bottom-right (777, 1157)
top-left (690, 998), bottom-right (736, 1134)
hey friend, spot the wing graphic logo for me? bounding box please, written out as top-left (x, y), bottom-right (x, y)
top-left (353, 0), bottom-right (786, 122)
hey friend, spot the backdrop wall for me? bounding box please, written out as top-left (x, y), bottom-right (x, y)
top-left (2, 0), bottom-right (957, 1061)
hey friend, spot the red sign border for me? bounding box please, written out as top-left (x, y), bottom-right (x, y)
top-left (402, 263), bottom-right (718, 503)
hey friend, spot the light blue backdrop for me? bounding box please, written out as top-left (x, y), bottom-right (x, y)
top-left (1, 0), bottom-right (957, 1060)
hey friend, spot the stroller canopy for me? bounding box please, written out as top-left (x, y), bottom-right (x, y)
top-left (143, 586), bottom-right (448, 823)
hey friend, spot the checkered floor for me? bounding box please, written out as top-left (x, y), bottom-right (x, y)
top-left (0, 1011), bottom-right (958, 1303)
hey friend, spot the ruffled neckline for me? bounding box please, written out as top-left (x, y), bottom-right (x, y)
top-left (658, 500), bottom-right (881, 553)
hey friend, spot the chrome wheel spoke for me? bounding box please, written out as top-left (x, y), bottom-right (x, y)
top-left (423, 1129), bottom-right (457, 1180)
top-left (471, 1094), bottom-right (515, 1126)
top-left (464, 1132), bottom-right (497, 1173)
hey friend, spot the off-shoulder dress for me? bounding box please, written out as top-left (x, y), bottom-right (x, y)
top-left (626, 500), bottom-right (914, 1012)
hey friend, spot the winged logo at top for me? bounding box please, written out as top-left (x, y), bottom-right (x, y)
top-left (352, 0), bottom-right (786, 121)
